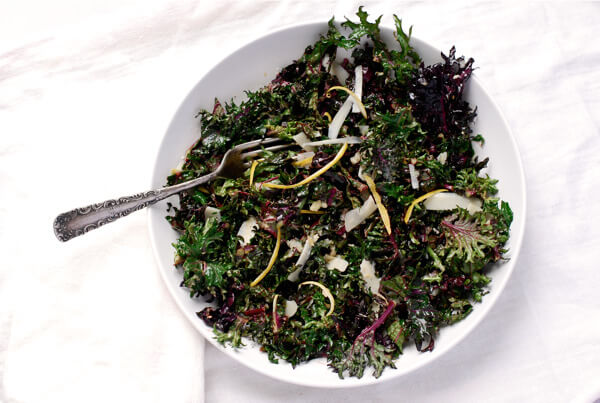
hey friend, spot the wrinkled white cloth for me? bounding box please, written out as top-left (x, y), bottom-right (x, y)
top-left (1, 1), bottom-right (599, 403)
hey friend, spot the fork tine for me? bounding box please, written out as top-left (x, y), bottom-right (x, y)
top-left (234, 137), bottom-right (283, 151)
top-left (241, 144), bottom-right (298, 159)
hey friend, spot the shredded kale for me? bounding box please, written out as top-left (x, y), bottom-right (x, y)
top-left (165, 8), bottom-right (513, 379)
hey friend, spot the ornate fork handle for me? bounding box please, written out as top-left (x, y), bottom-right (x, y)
top-left (53, 171), bottom-right (218, 242)
top-left (54, 138), bottom-right (293, 242)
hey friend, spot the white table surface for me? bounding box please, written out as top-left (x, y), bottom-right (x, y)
top-left (1, 1), bottom-right (599, 402)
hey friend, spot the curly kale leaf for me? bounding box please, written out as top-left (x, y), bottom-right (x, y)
top-left (453, 166), bottom-right (499, 199)
top-left (404, 295), bottom-right (439, 352)
top-left (341, 6), bottom-right (382, 42)
top-left (173, 218), bottom-right (232, 295)
top-left (360, 108), bottom-right (426, 181)
top-left (331, 332), bottom-right (396, 379)
top-left (389, 15), bottom-right (421, 84)
top-left (386, 320), bottom-right (406, 352)
top-left (441, 212), bottom-right (497, 263)
top-left (392, 15), bottom-right (421, 65)
top-left (330, 301), bottom-right (398, 378)
top-left (380, 275), bottom-right (408, 303)
top-left (174, 218), bottom-right (222, 258)
top-left (498, 200), bottom-right (514, 226)
top-left (408, 46), bottom-right (477, 169)
top-left (440, 200), bottom-right (512, 272)
top-left (300, 19), bottom-right (354, 65)
top-left (343, 8), bottom-right (420, 85)
top-left (302, 7), bottom-right (420, 92)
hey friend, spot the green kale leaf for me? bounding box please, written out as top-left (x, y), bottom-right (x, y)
top-left (441, 212), bottom-right (496, 264)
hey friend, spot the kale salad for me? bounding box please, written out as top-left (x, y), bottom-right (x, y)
top-left (165, 8), bottom-right (513, 379)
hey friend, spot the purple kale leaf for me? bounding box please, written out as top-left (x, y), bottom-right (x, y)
top-left (330, 301), bottom-right (398, 378)
top-left (408, 47), bottom-right (477, 168)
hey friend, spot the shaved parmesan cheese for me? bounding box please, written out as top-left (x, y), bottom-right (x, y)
top-left (404, 189), bottom-right (448, 223)
top-left (437, 151), bottom-right (448, 165)
top-left (283, 239), bottom-right (303, 258)
top-left (358, 125), bottom-right (369, 135)
top-left (360, 260), bottom-right (381, 295)
top-left (408, 163), bottom-right (419, 190)
top-left (423, 192), bottom-right (483, 214)
top-left (287, 268), bottom-right (302, 282)
top-left (328, 96), bottom-right (353, 139)
top-left (286, 239), bottom-right (303, 251)
top-left (292, 132), bottom-right (315, 151)
top-left (352, 65), bottom-right (363, 113)
top-left (350, 151), bottom-right (361, 165)
top-left (288, 233), bottom-right (319, 281)
top-left (309, 200), bottom-right (324, 211)
top-left (332, 62), bottom-right (349, 84)
top-left (344, 196), bottom-right (377, 232)
top-left (327, 84), bottom-right (369, 139)
top-left (327, 86), bottom-right (367, 118)
top-left (204, 207), bottom-right (221, 222)
top-left (321, 54), bottom-right (331, 70)
top-left (358, 165), bottom-right (366, 181)
top-left (237, 217), bottom-right (258, 245)
top-left (326, 256), bottom-right (349, 272)
top-left (284, 300), bottom-right (298, 318)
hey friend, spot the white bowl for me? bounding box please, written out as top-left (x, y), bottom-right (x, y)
top-left (148, 21), bottom-right (526, 388)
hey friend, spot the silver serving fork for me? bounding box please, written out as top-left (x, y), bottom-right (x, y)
top-left (53, 137), bottom-right (296, 242)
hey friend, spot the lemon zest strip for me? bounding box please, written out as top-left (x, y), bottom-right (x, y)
top-left (292, 156), bottom-right (313, 168)
top-left (299, 209), bottom-right (325, 215)
top-left (264, 142), bottom-right (348, 190)
top-left (404, 189), bottom-right (449, 224)
top-left (249, 160), bottom-right (260, 187)
top-left (363, 174), bottom-right (392, 235)
top-left (299, 281), bottom-right (335, 316)
top-left (326, 86), bottom-right (368, 119)
top-left (250, 222), bottom-right (283, 286)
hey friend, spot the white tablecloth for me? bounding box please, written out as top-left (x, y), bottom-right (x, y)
top-left (1, 1), bottom-right (599, 402)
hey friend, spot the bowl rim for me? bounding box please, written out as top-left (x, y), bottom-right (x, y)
top-left (147, 19), bottom-right (527, 388)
